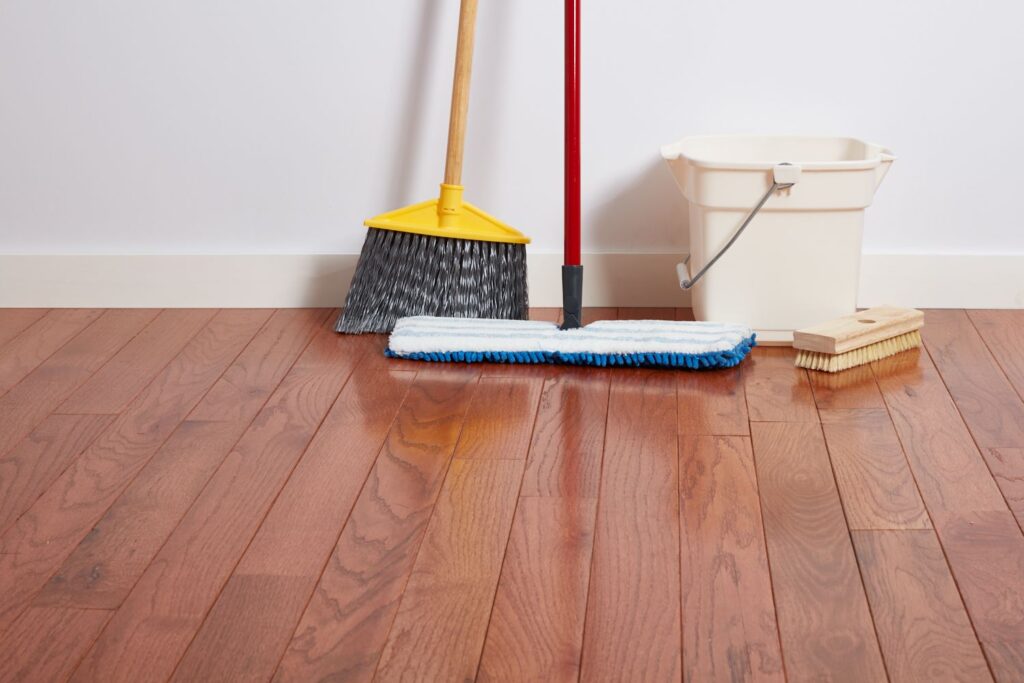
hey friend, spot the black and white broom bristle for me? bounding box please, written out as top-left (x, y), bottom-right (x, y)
top-left (335, 228), bottom-right (529, 334)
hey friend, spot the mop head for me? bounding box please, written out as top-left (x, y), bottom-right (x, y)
top-left (336, 228), bottom-right (528, 334)
top-left (386, 316), bottom-right (756, 368)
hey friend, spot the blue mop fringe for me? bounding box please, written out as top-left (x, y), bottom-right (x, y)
top-left (385, 335), bottom-right (756, 369)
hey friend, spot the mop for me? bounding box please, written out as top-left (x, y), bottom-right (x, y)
top-left (384, 0), bottom-right (755, 369)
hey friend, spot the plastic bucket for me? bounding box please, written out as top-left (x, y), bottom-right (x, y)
top-left (661, 135), bottom-right (894, 344)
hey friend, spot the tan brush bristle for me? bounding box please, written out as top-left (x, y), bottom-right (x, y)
top-left (795, 330), bottom-right (922, 373)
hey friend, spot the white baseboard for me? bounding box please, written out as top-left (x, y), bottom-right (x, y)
top-left (0, 253), bottom-right (1021, 308)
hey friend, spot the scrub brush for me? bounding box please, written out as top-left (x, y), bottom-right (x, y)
top-left (793, 306), bottom-right (923, 373)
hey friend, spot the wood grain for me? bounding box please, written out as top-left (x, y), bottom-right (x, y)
top-left (0, 309), bottom-right (103, 396)
top-left (851, 529), bottom-right (992, 683)
top-left (968, 309), bottom-right (1024, 398)
top-left (580, 370), bottom-right (681, 681)
top-left (0, 310), bottom-right (268, 633)
top-left (0, 606), bottom-right (112, 683)
top-left (453, 376), bottom-right (544, 460)
top-left (274, 369), bottom-right (480, 683)
top-left (820, 411), bottom-right (931, 530)
top-left (750, 421), bottom-right (887, 681)
top-left (36, 309), bottom-right (328, 609)
top-left (68, 325), bottom-right (370, 682)
top-left (678, 435), bottom-right (784, 682)
top-left (0, 308), bottom-right (47, 349)
top-left (0, 309), bottom-right (155, 456)
top-left (170, 366), bottom-right (414, 682)
top-left (57, 309), bottom-right (214, 414)
top-left (807, 363), bottom-right (886, 413)
top-left (923, 309), bottom-right (1024, 448)
top-left (477, 497), bottom-right (597, 682)
top-left (744, 347), bottom-right (818, 422)
top-left (678, 366), bottom-right (748, 435)
top-left (373, 376), bottom-right (542, 680)
top-left (0, 414), bottom-right (113, 535)
top-left (873, 348), bottom-right (1008, 524)
top-left (4, 307), bottom-right (1024, 681)
top-left (374, 458), bottom-right (526, 682)
top-left (874, 347), bottom-right (1024, 681)
top-left (936, 511), bottom-right (1024, 682)
top-left (986, 448), bottom-right (1024, 531)
top-left (519, 369), bottom-right (610, 498)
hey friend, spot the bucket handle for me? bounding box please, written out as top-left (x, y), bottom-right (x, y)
top-left (678, 163), bottom-right (800, 290)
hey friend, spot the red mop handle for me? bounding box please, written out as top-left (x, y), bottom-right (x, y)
top-left (564, 0), bottom-right (581, 266)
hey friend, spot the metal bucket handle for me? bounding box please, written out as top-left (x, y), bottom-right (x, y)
top-left (677, 163), bottom-right (801, 290)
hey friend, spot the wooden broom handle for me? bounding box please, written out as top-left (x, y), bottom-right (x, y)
top-left (443, 0), bottom-right (478, 186)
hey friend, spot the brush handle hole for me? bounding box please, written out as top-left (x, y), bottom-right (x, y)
top-left (858, 319), bottom-right (877, 324)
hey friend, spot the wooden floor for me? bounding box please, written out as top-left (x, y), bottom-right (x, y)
top-left (1, 307), bottom-right (1023, 682)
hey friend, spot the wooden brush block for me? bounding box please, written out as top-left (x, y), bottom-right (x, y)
top-left (793, 306), bottom-right (924, 355)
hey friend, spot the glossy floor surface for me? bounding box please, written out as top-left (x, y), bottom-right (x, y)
top-left (0, 307), bottom-right (1022, 682)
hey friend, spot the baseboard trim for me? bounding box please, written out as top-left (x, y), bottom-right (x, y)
top-left (0, 253), bottom-right (1021, 308)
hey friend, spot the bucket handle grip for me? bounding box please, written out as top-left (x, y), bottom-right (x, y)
top-left (678, 163), bottom-right (800, 290)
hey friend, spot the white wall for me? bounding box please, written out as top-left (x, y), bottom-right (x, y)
top-left (1, 1), bottom-right (1023, 303)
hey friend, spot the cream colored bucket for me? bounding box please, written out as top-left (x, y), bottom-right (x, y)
top-left (661, 135), bottom-right (894, 344)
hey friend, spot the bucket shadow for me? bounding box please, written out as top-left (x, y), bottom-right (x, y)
top-left (587, 158), bottom-right (689, 252)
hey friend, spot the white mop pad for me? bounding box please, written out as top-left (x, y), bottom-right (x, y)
top-left (386, 316), bottom-right (756, 369)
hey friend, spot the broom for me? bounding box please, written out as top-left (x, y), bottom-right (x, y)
top-left (336, 0), bottom-right (529, 334)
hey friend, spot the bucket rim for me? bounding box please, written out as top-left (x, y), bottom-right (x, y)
top-left (660, 134), bottom-right (895, 171)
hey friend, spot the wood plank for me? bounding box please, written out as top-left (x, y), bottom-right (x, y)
top-left (874, 348), bottom-right (1024, 681)
top-left (820, 411), bottom-right (931, 530)
top-left (0, 309), bottom-right (103, 396)
top-left (519, 369), bottom-right (610, 499)
top-left (57, 309), bottom-right (215, 414)
top-left (968, 309), bottom-right (1024, 398)
top-left (447, 376), bottom-right (543, 460)
top-left (188, 309), bottom-right (332, 422)
top-left (372, 375), bottom-right (543, 681)
top-left (0, 414), bottom-right (114, 535)
top-left (476, 368), bottom-right (607, 680)
top-left (68, 326), bottom-right (373, 682)
top-left (579, 370), bottom-right (681, 681)
top-left (851, 529), bottom-right (992, 683)
top-left (0, 309), bottom-right (155, 457)
top-left (923, 309), bottom-right (1024, 448)
top-left (176, 574), bottom-right (312, 681)
top-left (678, 366), bottom-right (748, 435)
top-left (169, 365), bottom-right (415, 682)
top-left (744, 347), bottom-right (818, 422)
top-left (678, 435), bottom-right (784, 682)
top-left (374, 458), bottom-right (526, 682)
top-left (0, 606), bottom-right (112, 683)
top-left (676, 307), bottom-right (695, 321)
top-left (807, 363), bottom-right (886, 413)
top-left (618, 307), bottom-right (675, 320)
top-left (477, 497), bottom-right (597, 682)
top-left (750, 421), bottom-right (887, 681)
top-left (936, 511), bottom-right (1024, 682)
top-left (274, 369), bottom-right (480, 683)
top-left (35, 309), bottom-right (329, 609)
top-left (0, 309), bottom-right (47, 349)
top-left (987, 448), bottom-right (1024, 531)
top-left (873, 348), bottom-right (1008, 523)
top-left (0, 309), bottom-right (269, 633)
